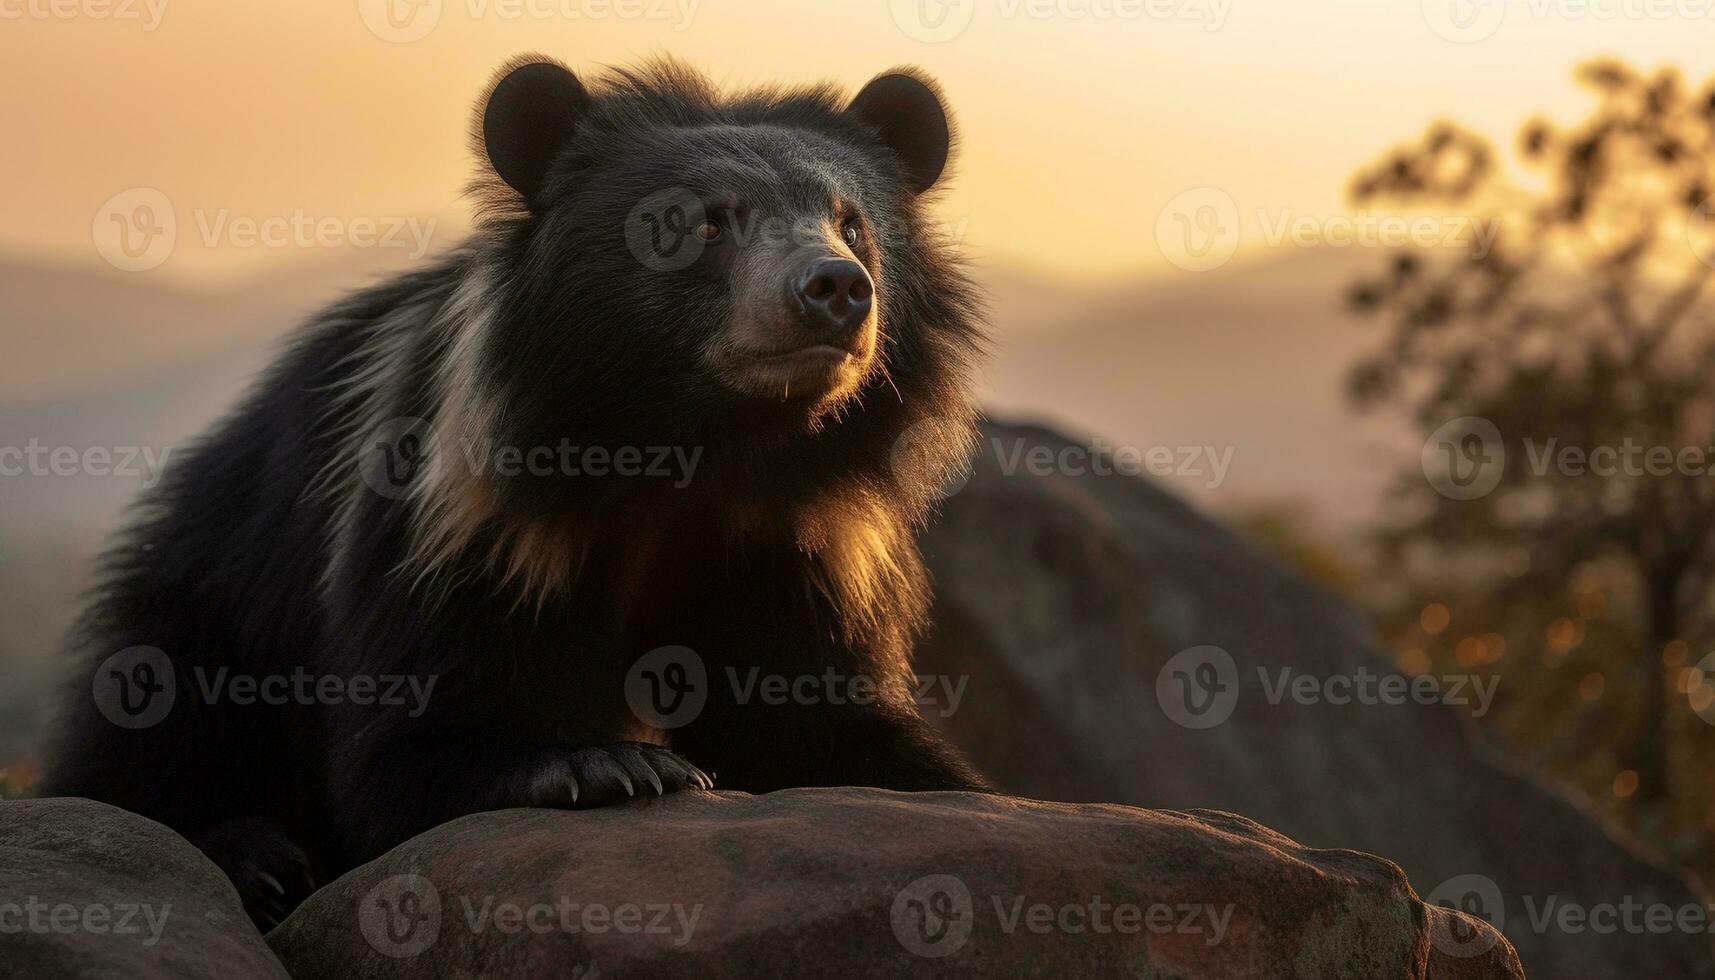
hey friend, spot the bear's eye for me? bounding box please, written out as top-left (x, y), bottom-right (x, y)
top-left (693, 219), bottom-right (722, 243)
top-left (840, 217), bottom-right (862, 249)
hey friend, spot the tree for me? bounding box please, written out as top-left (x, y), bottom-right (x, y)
top-left (1347, 60), bottom-right (1715, 823)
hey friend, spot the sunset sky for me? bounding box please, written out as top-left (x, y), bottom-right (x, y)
top-left (1, 0), bottom-right (1710, 287)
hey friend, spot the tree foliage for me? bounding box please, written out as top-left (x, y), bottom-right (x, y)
top-left (1349, 60), bottom-right (1715, 853)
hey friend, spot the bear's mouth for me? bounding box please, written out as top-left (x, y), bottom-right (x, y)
top-left (750, 344), bottom-right (853, 371)
top-left (720, 341), bottom-right (873, 402)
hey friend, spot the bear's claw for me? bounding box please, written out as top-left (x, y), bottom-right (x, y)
top-left (533, 742), bottom-right (710, 809)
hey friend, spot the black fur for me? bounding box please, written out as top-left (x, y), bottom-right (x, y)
top-left (41, 57), bottom-right (989, 930)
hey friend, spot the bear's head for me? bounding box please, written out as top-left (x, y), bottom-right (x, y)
top-left (456, 59), bottom-right (981, 497)
top-left (408, 58), bottom-right (985, 597)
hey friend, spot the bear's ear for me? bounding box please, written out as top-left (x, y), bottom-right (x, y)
top-left (846, 70), bottom-right (952, 195)
top-left (481, 59), bottom-right (591, 205)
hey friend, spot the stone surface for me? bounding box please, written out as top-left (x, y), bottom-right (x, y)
top-left (267, 788), bottom-right (1521, 980)
top-left (0, 797), bottom-right (289, 980)
top-left (918, 420), bottom-right (1714, 980)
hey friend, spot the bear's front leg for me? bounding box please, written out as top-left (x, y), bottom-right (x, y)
top-left (682, 698), bottom-right (990, 795)
top-left (810, 702), bottom-right (993, 792)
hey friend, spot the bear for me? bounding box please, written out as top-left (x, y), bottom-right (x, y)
top-left (41, 55), bottom-right (990, 929)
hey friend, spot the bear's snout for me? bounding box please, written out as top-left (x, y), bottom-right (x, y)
top-left (791, 256), bottom-right (874, 347)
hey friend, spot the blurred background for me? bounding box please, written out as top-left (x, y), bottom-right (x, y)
top-left (4, 0), bottom-right (1715, 960)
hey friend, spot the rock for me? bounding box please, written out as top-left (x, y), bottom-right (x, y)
top-left (266, 788), bottom-right (1520, 979)
top-left (0, 797), bottom-right (289, 980)
top-left (917, 420), bottom-right (1714, 980)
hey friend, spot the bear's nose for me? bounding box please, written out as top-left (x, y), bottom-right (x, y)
top-left (792, 257), bottom-right (874, 341)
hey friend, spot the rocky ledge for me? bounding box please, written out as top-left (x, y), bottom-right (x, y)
top-left (265, 788), bottom-right (1521, 979)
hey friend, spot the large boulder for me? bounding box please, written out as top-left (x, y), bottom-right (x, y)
top-left (918, 420), bottom-right (1714, 980)
top-left (267, 788), bottom-right (1520, 979)
top-left (0, 797), bottom-right (289, 980)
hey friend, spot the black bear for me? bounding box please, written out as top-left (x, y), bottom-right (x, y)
top-left (42, 56), bottom-right (989, 928)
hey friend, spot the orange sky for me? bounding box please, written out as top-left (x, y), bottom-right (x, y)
top-left (1, 0), bottom-right (1710, 287)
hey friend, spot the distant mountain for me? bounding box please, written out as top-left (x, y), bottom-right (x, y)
top-left (981, 245), bottom-right (1415, 537)
top-left (0, 248), bottom-right (428, 405)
